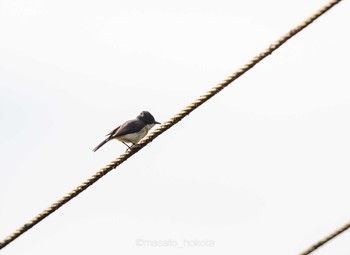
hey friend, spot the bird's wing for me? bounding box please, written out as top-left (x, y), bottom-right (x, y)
top-left (93, 120), bottom-right (144, 152)
top-left (111, 119), bottom-right (144, 138)
top-left (106, 125), bottom-right (121, 137)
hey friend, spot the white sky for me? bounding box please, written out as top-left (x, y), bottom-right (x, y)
top-left (0, 0), bottom-right (349, 254)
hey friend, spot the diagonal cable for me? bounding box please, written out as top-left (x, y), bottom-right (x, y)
top-left (0, 0), bottom-right (342, 249)
top-left (299, 220), bottom-right (350, 255)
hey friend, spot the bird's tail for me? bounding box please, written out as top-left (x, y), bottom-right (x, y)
top-left (93, 137), bottom-right (111, 152)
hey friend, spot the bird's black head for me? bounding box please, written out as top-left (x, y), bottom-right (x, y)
top-left (137, 111), bottom-right (160, 125)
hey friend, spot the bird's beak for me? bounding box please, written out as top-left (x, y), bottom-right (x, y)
top-left (155, 121), bottom-right (161, 124)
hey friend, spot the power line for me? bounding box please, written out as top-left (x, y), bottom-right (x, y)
top-left (0, 0), bottom-right (343, 250)
top-left (299, 220), bottom-right (350, 255)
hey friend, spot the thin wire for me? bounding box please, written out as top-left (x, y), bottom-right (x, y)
top-left (0, 0), bottom-right (342, 249)
top-left (299, 220), bottom-right (350, 255)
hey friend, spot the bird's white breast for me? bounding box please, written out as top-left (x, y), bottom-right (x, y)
top-left (116, 124), bottom-right (155, 144)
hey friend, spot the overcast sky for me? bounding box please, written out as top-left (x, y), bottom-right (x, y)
top-left (0, 0), bottom-right (349, 254)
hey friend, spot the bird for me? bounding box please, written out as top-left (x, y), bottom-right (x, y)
top-left (93, 111), bottom-right (160, 152)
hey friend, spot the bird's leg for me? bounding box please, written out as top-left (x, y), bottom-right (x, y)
top-left (122, 142), bottom-right (132, 150)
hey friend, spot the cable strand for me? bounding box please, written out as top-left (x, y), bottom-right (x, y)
top-left (299, 220), bottom-right (350, 255)
top-left (0, 0), bottom-right (342, 250)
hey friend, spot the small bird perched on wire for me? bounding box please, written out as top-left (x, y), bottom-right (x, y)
top-left (93, 111), bottom-right (160, 152)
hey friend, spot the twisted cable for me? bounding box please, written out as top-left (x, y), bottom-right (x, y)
top-left (0, 0), bottom-right (342, 249)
